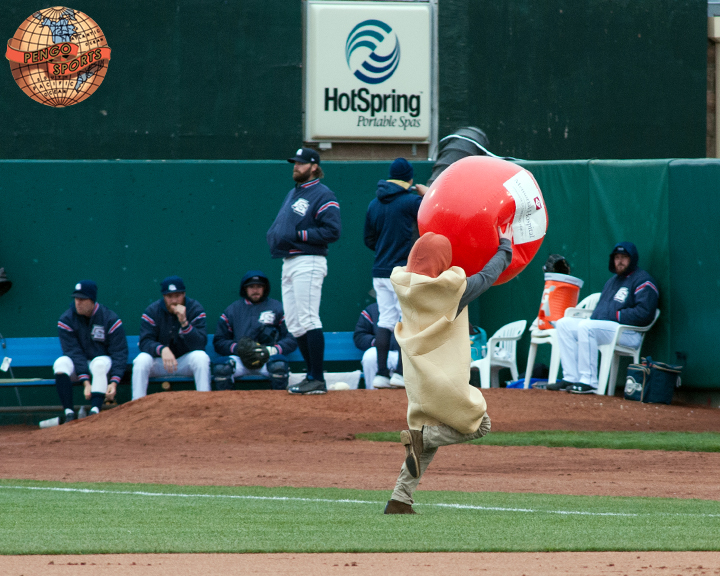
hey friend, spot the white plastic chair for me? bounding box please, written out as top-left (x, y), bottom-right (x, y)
top-left (523, 292), bottom-right (601, 388)
top-left (596, 309), bottom-right (661, 396)
top-left (471, 320), bottom-right (527, 388)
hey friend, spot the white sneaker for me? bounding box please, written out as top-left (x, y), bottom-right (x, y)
top-left (372, 375), bottom-right (392, 389)
top-left (390, 373), bottom-right (405, 388)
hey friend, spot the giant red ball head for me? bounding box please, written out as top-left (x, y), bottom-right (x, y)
top-left (418, 156), bottom-right (547, 284)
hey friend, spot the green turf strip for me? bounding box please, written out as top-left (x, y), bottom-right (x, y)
top-left (356, 430), bottom-right (720, 452)
top-left (0, 480), bottom-right (718, 553)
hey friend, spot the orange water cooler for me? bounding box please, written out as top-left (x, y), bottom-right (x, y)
top-left (536, 273), bottom-right (584, 330)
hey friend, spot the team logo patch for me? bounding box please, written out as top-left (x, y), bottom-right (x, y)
top-left (168, 284), bottom-right (177, 291)
top-left (614, 287), bottom-right (629, 303)
top-left (258, 311), bottom-right (276, 325)
top-left (91, 324), bottom-right (105, 341)
top-left (75, 283), bottom-right (81, 290)
top-left (291, 198), bottom-right (309, 216)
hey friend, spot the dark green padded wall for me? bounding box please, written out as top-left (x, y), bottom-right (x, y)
top-left (0, 0), bottom-right (707, 160)
top-left (0, 160), bottom-right (432, 341)
top-left (668, 160), bottom-right (720, 389)
top-left (2, 159), bottom-right (717, 390)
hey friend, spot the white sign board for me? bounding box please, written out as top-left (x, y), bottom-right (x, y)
top-left (305, 1), bottom-right (432, 142)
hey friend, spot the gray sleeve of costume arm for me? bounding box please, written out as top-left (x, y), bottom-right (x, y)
top-left (456, 239), bottom-right (513, 314)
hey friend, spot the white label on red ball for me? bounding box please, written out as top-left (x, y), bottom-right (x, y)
top-left (503, 171), bottom-right (547, 245)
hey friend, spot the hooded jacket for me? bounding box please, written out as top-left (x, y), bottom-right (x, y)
top-left (213, 270), bottom-right (297, 356)
top-left (364, 180), bottom-right (423, 278)
top-left (591, 242), bottom-right (659, 326)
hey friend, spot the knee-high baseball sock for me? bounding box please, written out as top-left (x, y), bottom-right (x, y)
top-left (90, 392), bottom-right (104, 412)
top-left (295, 333), bottom-right (312, 377)
top-left (55, 373), bottom-right (74, 411)
top-left (375, 327), bottom-right (392, 377)
top-left (305, 328), bottom-right (325, 382)
top-left (395, 352), bottom-right (403, 376)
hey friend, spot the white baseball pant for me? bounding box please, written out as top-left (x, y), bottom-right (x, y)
top-left (228, 355), bottom-right (270, 378)
top-left (361, 347), bottom-right (399, 389)
top-left (53, 355), bottom-right (112, 394)
top-left (373, 277), bottom-right (402, 330)
top-left (556, 316), bottom-right (641, 389)
top-left (281, 255), bottom-right (327, 337)
top-left (131, 350), bottom-right (211, 400)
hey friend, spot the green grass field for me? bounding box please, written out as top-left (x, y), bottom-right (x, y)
top-left (357, 430), bottom-right (720, 452)
top-left (1, 479), bottom-right (719, 554)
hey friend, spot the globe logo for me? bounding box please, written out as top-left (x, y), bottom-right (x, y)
top-left (5, 7), bottom-right (111, 107)
top-left (345, 19), bottom-right (400, 85)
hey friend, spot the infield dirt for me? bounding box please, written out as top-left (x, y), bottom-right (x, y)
top-left (1, 388), bottom-right (719, 575)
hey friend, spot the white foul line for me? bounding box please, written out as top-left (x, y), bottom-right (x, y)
top-left (1, 485), bottom-right (719, 518)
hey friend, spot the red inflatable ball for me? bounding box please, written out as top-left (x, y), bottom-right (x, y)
top-left (417, 155), bottom-right (547, 284)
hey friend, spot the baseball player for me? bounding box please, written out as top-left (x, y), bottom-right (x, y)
top-left (132, 276), bottom-right (210, 400)
top-left (385, 228), bottom-right (512, 514)
top-left (266, 147), bottom-right (341, 395)
top-left (353, 302), bottom-right (401, 389)
top-left (54, 280), bottom-right (128, 422)
top-left (212, 270), bottom-right (297, 390)
top-left (552, 242), bottom-right (659, 393)
top-left (364, 158), bottom-right (427, 389)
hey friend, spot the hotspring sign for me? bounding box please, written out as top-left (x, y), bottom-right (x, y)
top-left (305, 1), bottom-right (432, 142)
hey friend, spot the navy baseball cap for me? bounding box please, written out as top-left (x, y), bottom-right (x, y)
top-left (161, 276), bottom-right (186, 294)
top-left (72, 280), bottom-right (97, 302)
top-left (288, 147), bottom-right (320, 165)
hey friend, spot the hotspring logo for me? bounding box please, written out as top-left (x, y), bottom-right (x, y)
top-left (324, 19), bottom-right (421, 129)
top-left (345, 19), bottom-right (400, 84)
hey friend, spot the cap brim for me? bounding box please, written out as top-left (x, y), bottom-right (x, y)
top-left (287, 156), bottom-right (310, 163)
top-left (72, 291), bottom-right (92, 299)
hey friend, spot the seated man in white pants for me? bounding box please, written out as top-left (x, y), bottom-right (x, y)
top-left (132, 276), bottom-right (210, 399)
top-left (552, 242), bottom-right (659, 394)
top-left (55, 280), bottom-right (128, 423)
top-left (353, 302), bottom-right (401, 388)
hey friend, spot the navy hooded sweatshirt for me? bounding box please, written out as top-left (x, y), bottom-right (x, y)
top-left (591, 242), bottom-right (659, 326)
top-left (364, 180), bottom-right (423, 278)
top-left (213, 270), bottom-right (297, 357)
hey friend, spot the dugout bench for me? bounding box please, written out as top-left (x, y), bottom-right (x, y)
top-left (0, 332), bottom-right (362, 414)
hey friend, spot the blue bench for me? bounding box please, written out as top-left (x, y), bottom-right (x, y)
top-left (0, 332), bottom-right (362, 387)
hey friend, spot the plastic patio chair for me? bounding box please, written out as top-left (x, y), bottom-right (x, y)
top-left (523, 292), bottom-right (601, 388)
top-left (471, 320), bottom-right (527, 388)
top-left (595, 308), bottom-right (661, 396)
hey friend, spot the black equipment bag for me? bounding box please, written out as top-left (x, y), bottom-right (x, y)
top-left (624, 356), bottom-right (682, 404)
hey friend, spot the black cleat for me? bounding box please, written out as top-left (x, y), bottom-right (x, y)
top-left (288, 378), bottom-right (327, 395)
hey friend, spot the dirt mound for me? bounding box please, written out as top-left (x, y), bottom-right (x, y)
top-left (1, 389), bottom-right (719, 501)
top-left (33, 388), bottom-right (720, 446)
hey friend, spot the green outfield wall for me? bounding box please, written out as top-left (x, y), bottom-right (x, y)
top-left (0, 159), bottom-right (718, 390)
top-left (0, 0), bottom-right (706, 161)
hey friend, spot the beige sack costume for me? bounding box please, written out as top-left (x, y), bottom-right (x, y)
top-left (387, 232), bottom-right (512, 510)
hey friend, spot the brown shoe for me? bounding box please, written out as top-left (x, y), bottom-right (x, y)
top-left (478, 412), bottom-right (491, 438)
top-left (384, 499), bottom-right (416, 514)
top-left (400, 428), bottom-right (423, 478)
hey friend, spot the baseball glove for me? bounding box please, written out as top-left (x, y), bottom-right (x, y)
top-left (236, 337), bottom-right (270, 369)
